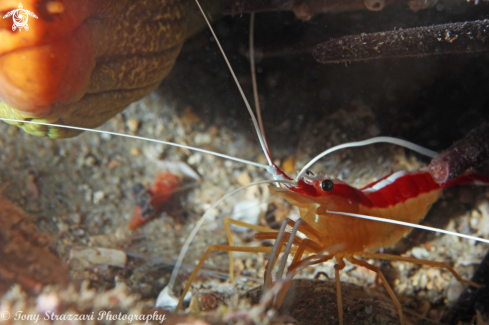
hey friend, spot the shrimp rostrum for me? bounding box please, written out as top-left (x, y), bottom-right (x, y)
top-left (171, 2), bottom-right (489, 324)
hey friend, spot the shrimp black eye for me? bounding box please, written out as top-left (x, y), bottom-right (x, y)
top-left (306, 170), bottom-right (315, 176)
top-left (321, 179), bottom-right (334, 191)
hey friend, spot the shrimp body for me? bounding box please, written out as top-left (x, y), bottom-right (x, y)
top-left (272, 169), bottom-right (489, 255)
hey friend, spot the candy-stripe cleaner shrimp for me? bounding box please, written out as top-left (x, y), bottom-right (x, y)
top-left (169, 3), bottom-right (489, 324)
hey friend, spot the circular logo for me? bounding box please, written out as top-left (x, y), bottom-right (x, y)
top-left (2, 3), bottom-right (38, 32)
top-left (1, 311), bottom-right (10, 320)
top-left (13, 10), bottom-right (29, 29)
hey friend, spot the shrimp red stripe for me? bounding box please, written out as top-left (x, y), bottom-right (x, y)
top-left (289, 170), bottom-right (489, 210)
top-left (361, 170), bottom-right (489, 209)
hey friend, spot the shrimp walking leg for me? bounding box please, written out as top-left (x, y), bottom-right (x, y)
top-left (359, 252), bottom-right (481, 288)
top-left (264, 219), bottom-right (291, 290)
top-left (254, 219), bottom-right (324, 247)
top-left (223, 217), bottom-right (278, 280)
top-left (259, 218), bottom-right (323, 290)
top-left (290, 239), bottom-right (324, 266)
top-left (273, 219), bottom-right (305, 306)
top-left (347, 256), bottom-right (405, 325)
top-left (277, 219), bottom-right (305, 281)
top-left (334, 258), bottom-right (347, 325)
top-left (175, 244), bottom-right (274, 312)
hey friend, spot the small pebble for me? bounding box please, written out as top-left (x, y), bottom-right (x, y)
top-left (236, 170), bottom-right (251, 186)
top-left (36, 293), bottom-right (60, 314)
top-left (93, 191), bottom-right (105, 204)
top-left (188, 153), bottom-right (202, 165)
top-left (68, 212), bottom-right (81, 224)
top-left (57, 221), bottom-right (69, 233)
top-left (70, 247), bottom-right (127, 267)
top-left (411, 247), bottom-right (430, 259)
top-left (234, 258), bottom-right (245, 273)
top-left (130, 147), bottom-right (141, 156)
top-left (126, 118), bottom-right (140, 134)
top-left (470, 209), bottom-right (481, 229)
top-left (194, 132), bottom-right (211, 145)
top-left (85, 155), bottom-right (97, 167)
top-left (100, 132), bottom-right (111, 140)
top-left (106, 159), bottom-right (121, 169)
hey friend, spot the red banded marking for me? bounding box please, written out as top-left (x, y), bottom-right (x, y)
top-left (286, 168), bottom-right (489, 213)
top-left (360, 170), bottom-right (489, 209)
top-left (329, 182), bottom-right (374, 208)
top-left (362, 171), bottom-right (441, 208)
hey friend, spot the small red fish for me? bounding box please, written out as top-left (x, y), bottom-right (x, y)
top-left (148, 172), bottom-right (180, 211)
top-left (128, 172), bottom-right (180, 230)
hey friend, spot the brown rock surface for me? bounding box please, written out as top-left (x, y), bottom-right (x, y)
top-left (0, 191), bottom-right (68, 294)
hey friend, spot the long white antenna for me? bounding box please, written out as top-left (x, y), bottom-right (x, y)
top-left (296, 136), bottom-right (438, 181)
top-left (327, 210), bottom-right (489, 244)
top-left (193, 0), bottom-right (274, 167)
top-left (249, 13), bottom-right (270, 157)
top-left (0, 118), bottom-right (272, 171)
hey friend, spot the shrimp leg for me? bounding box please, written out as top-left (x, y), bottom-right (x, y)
top-left (258, 218), bottom-right (324, 290)
top-left (254, 218), bottom-right (324, 246)
top-left (223, 217), bottom-right (278, 280)
top-left (272, 219), bottom-right (305, 306)
top-left (359, 252), bottom-right (481, 288)
top-left (277, 219), bottom-right (305, 281)
top-left (347, 256), bottom-right (405, 325)
top-left (175, 244), bottom-right (274, 312)
top-left (335, 258), bottom-right (347, 325)
top-left (264, 219), bottom-right (292, 290)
